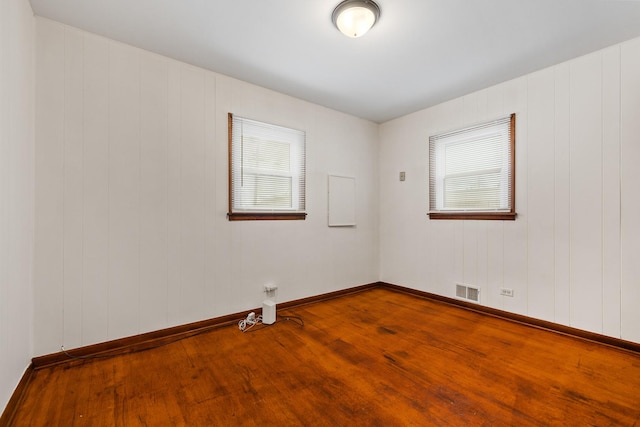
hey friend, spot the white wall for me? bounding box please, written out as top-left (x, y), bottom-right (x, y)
top-left (380, 38), bottom-right (640, 343)
top-left (34, 18), bottom-right (379, 356)
top-left (31, 16), bottom-right (640, 360)
top-left (0, 0), bottom-right (35, 411)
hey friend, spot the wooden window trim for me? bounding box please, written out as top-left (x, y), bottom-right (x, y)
top-left (227, 212), bottom-right (307, 221)
top-left (428, 212), bottom-right (516, 221)
top-left (428, 113), bottom-right (516, 221)
top-left (228, 113), bottom-right (233, 217)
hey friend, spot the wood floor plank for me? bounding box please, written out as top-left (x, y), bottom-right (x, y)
top-left (9, 288), bottom-right (640, 426)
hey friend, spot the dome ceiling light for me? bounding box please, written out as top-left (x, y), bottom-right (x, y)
top-left (332, 0), bottom-right (381, 38)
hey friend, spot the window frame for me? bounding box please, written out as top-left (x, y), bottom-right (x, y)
top-left (428, 114), bottom-right (516, 221)
top-left (227, 113), bottom-right (307, 221)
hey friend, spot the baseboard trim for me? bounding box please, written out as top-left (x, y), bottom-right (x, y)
top-left (31, 313), bottom-right (242, 369)
top-left (278, 282), bottom-right (377, 310)
top-left (0, 364), bottom-right (34, 427)
top-left (31, 282), bottom-right (379, 370)
top-left (379, 282), bottom-right (640, 354)
top-left (30, 280), bottom-right (639, 370)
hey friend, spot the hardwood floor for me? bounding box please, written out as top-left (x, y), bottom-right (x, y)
top-left (9, 288), bottom-right (640, 426)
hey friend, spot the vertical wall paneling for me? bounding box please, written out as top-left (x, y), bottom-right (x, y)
top-left (475, 221), bottom-right (488, 297)
top-left (553, 63), bottom-right (571, 326)
top-left (453, 219), bottom-right (464, 293)
top-left (433, 221), bottom-right (456, 298)
top-left (501, 77), bottom-right (528, 315)
top-left (423, 208), bottom-right (437, 294)
top-left (526, 68), bottom-right (556, 322)
top-left (178, 66), bottom-right (207, 323)
top-left (62, 27), bottom-right (84, 349)
top-left (462, 89), bottom-right (487, 124)
top-left (34, 19), bottom-right (65, 355)
top-left (569, 52), bottom-right (603, 334)
top-left (166, 61), bottom-right (181, 327)
top-left (82, 32), bottom-right (110, 345)
top-left (620, 38), bottom-right (640, 342)
top-left (485, 221), bottom-right (504, 309)
top-left (107, 42), bottom-right (141, 339)
top-left (139, 52), bottom-right (169, 332)
top-left (204, 73), bottom-right (216, 317)
top-left (462, 216), bottom-right (478, 290)
top-left (0, 0), bottom-right (6, 376)
top-left (601, 46), bottom-right (621, 338)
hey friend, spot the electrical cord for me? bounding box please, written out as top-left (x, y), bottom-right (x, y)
top-left (241, 314), bottom-right (305, 333)
top-left (280, 315), bottom-right (305, 327)
top-left (238, 313), bottom-right (263, 332)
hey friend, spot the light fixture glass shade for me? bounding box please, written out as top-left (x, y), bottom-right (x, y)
top-left (332, 0), bottom-right (380, 38)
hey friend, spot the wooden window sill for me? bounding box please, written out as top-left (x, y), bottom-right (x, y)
top-left (228, 212), bottom-right (307, 221)
top-left (428, 212), bottom-right (517, 221)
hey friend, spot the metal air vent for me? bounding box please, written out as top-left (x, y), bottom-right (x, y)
top-left (455, 283), bottom-right (480, 303)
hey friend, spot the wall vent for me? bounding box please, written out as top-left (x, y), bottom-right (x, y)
top-left (456, 283), bottom-right (480, 303)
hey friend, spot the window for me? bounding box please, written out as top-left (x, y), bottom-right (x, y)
top-left (228, 113), bottom-right (306, 221)
top-left (428, 114), bottom-right (516, 220)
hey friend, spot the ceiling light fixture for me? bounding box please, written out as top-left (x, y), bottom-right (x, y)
top-left (332, 0), bottom-right (381, 38)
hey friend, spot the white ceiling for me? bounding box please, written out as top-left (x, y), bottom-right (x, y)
top-left (29, 0), bottom-right (640, 123)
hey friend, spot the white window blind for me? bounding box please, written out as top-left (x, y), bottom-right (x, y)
top-left (230, 114), bottom-right (306, 214)
top-left (429, 114), bottom-right (515, 217)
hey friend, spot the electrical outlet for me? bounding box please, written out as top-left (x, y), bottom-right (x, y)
top-left (500, 288), bottom-right (514, 297)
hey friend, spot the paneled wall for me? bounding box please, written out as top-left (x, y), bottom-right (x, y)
top-left (380, 38), bottom-right (640, 343)
top-left (34, 18), bottom-right (379, 356)
top-left (31, 17), bottom-right (640, 359)
top-left (0, 0), bottom-right (35, 410)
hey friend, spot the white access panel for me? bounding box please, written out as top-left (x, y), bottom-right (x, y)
top-left (328, 175), bottom-right (356, 227)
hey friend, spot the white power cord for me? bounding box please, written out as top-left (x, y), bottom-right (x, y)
top-left (238, 312), bottom-right (263, 332)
